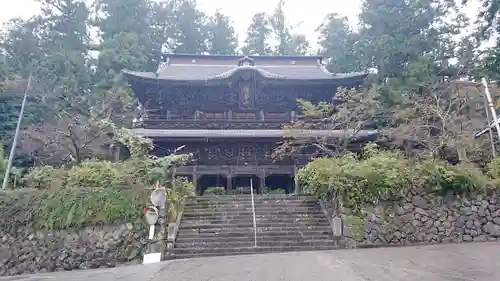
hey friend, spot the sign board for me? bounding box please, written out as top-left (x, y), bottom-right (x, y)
top-left (332, 217), bottom-right (343, 237)
top-left (143, 252), bottom-right (161, 264)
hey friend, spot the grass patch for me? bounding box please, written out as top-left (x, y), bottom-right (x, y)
top-left (345, 215), bottom-right (364, 241)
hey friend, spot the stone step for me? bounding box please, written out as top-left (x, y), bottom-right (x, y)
top-left (187, 200), bottom-right (319, 205)
top-left (189, 195), bottom-right (316, 200)
top-left (168, 245), bottom-right (339, 258)
top-left (183, 210), bottom-right (325, 219)
top-left (174, 239), bottom-right (335, 248)
top-left (177, 228), bottom-right (333, 238)
top-left (182, 207), bottom-right (323, 214)
top-left (176, 233), bottom-right (334, 243)
top-left (181, 213), bottom-right (325, 220)
top-left (179, 223), bottom-right (332, 230)
top-left (177, 227), bottom-right (333, 238)
top-left (175, 194), bottom-right (332, 259)
top-left (179, 221), bottom-right (331, 229)
top-left (180, 218), bottom-right (328, 224)
top-left (184, 202), bottom-right (319, 209)
top-left (180, 218), bottom-right (329, 225)
top-left (187, 196), bottom-right (318, 201)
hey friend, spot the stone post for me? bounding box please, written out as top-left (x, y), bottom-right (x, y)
top-left (149, 183), bottom-right (167, 255)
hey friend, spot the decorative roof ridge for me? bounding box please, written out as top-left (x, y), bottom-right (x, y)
top-left (155, 61), bottom-right (168, 76)
top-left (161, 53), bottom-right (324, 60)
top-left (207, 65), bottom-right (285, 80)
top-left (318, 65), bottom-right (370, 77)
top-left (122, 69), bottom-right (152, 76)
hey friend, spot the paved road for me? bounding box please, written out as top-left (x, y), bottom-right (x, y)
top-left (2, 242), bottom-right (499, 281)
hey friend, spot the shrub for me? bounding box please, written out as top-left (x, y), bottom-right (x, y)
top-left (23, 165), bottom-right (67, 189)
top-left (167, 177), bottom-right (195, 221)
top-left (298, 144), bottom-right (413, 213)
top-left (488, 157), bottom-right (500, 180)
top-left (0, 186), bottom-right (148, 230)
top-left (66, 160), bottom-right (122, 188)
top-left (299, 143), bottom-right (493, 213)
top-left (264, 188), bottom-right (286, 194)
top-left (204, 186), bottom-right (226, 195)
top-left (37, 186), bottom-right (148, 229)
top-left (345, 215), bottom-right (364, 241)
top-left (419, 161), bottom-right (490, 196)
top-left (4, 130), bottom-right (196, 229)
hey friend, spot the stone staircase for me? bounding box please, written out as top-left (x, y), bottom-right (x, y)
top-left (168, 194), bottom-right (338, 259)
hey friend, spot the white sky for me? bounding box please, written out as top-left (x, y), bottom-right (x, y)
top-left (0, 0), bottom-right (483, 46)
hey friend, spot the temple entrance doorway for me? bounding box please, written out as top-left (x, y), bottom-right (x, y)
top-left (232, 175), bottom-right (260, 194)
top-left (197, 174), bottom-right (227, 195)
top-left (265, 174), bottom-right (294, 194)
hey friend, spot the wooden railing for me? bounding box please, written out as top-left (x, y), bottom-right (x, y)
top-left (137, 118), bottom-right (290, 129)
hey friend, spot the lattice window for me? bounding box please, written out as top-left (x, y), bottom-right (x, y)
top-left (221, 147), bottom-right (234, 159)
top-left (238, 145), bottom-right (254, 158)
top-left (206, 147), bottom-right (220, 160)
top-left (255, 144), bottom-right (269, 159)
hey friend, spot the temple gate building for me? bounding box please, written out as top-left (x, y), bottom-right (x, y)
top-left (123, 54), bottom-right (376, 195)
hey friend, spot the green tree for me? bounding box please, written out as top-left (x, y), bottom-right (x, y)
top-left (357, 0), bottom-right (466, 80)
top-left (170, 0), bottom-right (208, 54)
top-left (0, 18), bottom-right (42, 77)
top-left (94, 0), bottom-right (153, 40)
top-left (206, 9), bottom-right (238, 55)
top-left (472, 0), bottom-right (500, 78)
top-left (473, 0), bottom-right (500, 37)
top-left (269, 0), bottom-right (291, 55)
top-left (93, 0), bottom-right (164, 70)
top-left (317, 13), bottom-right (363, 72)
top-left (242, 12), bottom-right (272, 55)
top-left (36, 0), bottom-right (90, 52)
top-left (268, 0), bottom-right (310, 55)
top-left (95, 32), bottom-right (149, 89)
top-left (285, 34), bottom-right (310, 55)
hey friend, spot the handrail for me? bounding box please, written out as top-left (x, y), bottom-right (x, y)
top-left (250, 179), bottom-right (258, 247)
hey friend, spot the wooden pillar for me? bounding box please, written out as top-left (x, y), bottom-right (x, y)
top-left (259, 176), bottom-right (266, 194)
top-left (293, 165), bottom-right (300, 195)
top-left (226, 175), bottom-right (233, 195)
top-left (259, 171), bottom-right (266, 194)
top-left (193, 168), bottom-right (199, 195)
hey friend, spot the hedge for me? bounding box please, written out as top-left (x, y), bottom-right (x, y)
top-left (0, 186), bottom-right (148, 231)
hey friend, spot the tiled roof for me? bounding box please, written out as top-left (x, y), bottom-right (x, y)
top-left (130, 128), bottom-right (379, 139)
top-left (122, 64), bottom-right (368, 82)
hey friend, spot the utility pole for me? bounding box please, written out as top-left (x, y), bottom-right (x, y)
top-left (2, 75), bottom-right (32, 190)
top-left (481, 77), bottom-right (500, 141)
top-left (483, 97), bottom-right (497, 158)
top-left (452, 79), bottom-right (499, 157)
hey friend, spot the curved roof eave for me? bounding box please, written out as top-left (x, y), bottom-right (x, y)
top-left (122, 69), bottom-right (370, 83)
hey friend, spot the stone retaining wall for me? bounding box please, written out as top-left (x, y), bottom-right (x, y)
top-left (0, 223), bottom-right (148, 276)
top-left (360, 193), bottom-right (500, 246)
